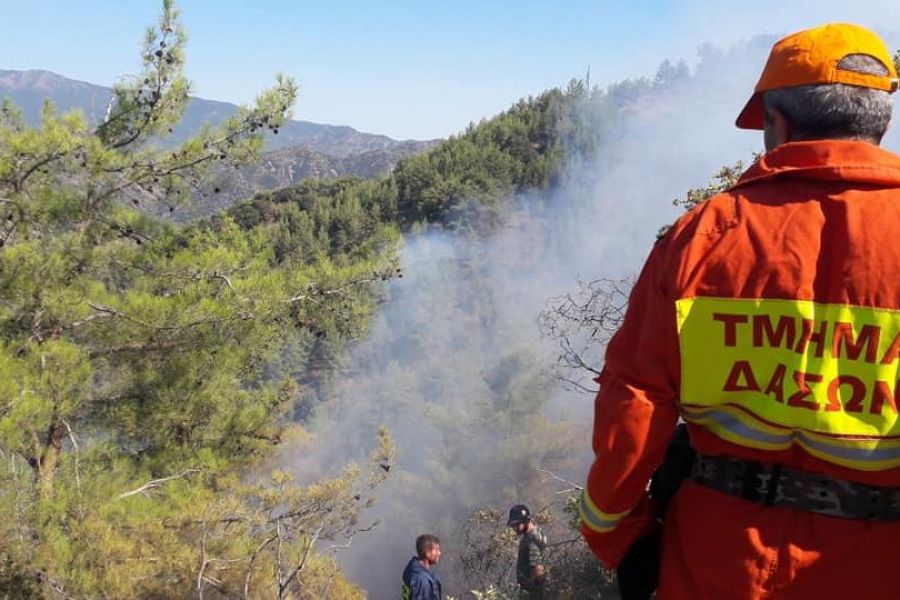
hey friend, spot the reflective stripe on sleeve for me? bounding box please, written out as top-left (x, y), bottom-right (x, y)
top-left (579, 488), bottom-right (630, 533)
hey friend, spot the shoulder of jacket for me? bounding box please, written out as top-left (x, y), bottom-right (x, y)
top-left (664, 189), bottom-right (741, 245)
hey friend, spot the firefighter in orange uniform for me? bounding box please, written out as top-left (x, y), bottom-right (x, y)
top-left (580, 23), bottom-right (900, 599)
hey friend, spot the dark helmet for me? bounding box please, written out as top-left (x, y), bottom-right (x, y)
top-left (507, 504), bottom-right (531, 526)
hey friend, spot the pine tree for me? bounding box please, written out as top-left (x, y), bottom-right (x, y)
top-left (0, 1), bottom-right (396, 596)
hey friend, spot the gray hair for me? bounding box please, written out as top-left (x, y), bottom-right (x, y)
top-left (762, 54), bottom-right (894, 143)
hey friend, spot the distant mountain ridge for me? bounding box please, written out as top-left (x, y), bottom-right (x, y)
top-left (157, 141), bottom-right (433, 221)
top-left (0, 69), bottom-right (434, 158)
top-left (1, 69), bottom-right (438, 216)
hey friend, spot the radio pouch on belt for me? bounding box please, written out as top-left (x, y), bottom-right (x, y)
top-left (616, 423), bottom-right (696, 600)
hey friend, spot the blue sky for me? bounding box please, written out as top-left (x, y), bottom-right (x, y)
top-left (1, 0), bottom-right (897, 139)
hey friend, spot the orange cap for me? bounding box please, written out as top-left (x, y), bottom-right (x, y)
top-left (736, 23), bottom-right (899, 129)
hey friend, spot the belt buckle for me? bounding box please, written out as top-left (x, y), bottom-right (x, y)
top-left (740, 461), bottom-right (782, 504)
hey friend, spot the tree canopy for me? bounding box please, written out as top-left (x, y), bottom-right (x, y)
top-left (0, 1), bottom-right (397, 597)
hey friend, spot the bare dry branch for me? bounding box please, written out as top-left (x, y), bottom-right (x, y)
top-left (62, 420), bottom-right (82, 501)
top-left (279, 525), bottom-right (324, 598)
top-left (244, 534), bottom-right (278, 599)
top-left (538, 277), bottom-right (632, 393)
top-left (533, 468), bottom-right (583, 493)
top-left (116, 468), bottom-right (202, 500)
top-left (285, 275), bottom-right (384, 304)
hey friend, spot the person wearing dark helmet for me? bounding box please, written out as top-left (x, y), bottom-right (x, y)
top-left (579, 22), bottom-right (900, 599)
top-left (507, 504), bottom-right (547, 598)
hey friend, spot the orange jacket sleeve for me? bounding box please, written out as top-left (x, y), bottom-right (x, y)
top-left (580, 236), bottom-right (681, 568)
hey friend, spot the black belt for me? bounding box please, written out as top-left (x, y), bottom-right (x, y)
top-left (689, 454), bottom-right (900, 521)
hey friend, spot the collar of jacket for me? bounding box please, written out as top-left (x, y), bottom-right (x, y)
top-left (734, 139), bottom-right (900, 189)
top-left (406, 557), bottom-right (439, 580)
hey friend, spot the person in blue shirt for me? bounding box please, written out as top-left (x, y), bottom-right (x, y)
top-left (401, 534), bottom-right (442, 600)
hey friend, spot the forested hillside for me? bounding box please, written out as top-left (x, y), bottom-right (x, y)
top-left (229, 74), bottom-right (639, 235)
top-left (0, 0), bottom-right (642, 594)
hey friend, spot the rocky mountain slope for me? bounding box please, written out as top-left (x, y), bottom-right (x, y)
top-left (1, 69), bottom-right (437, 216)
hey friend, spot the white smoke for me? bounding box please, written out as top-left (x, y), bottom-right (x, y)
top-left (283, 29), bottom-right (900, 599)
